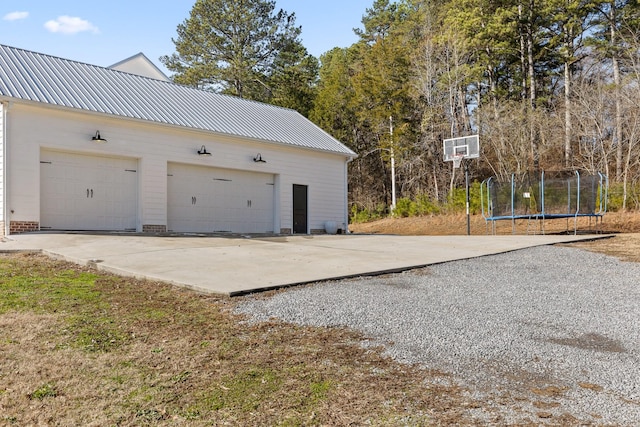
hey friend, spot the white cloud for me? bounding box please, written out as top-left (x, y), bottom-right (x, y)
top-left (3, 11), bottom-right (29, 21)
top-left (44, 15), bottom-right (99, 35)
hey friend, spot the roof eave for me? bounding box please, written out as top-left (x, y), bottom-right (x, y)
top-left (0, 95), bottom-right (357, 158)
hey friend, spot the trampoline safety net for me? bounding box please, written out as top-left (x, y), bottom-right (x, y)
top-left (481, 171), bottom-right (608, 233)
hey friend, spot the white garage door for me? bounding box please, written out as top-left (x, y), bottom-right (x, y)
top-left (40, 150), bottom-right (138, 231)
top-left (167, 163), bottom-right (274, 233)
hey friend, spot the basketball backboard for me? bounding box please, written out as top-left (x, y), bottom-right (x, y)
top-left (443, 135), bottom-right (480, 162)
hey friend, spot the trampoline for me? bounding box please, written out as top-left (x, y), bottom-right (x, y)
top-left (481, 171), bottom-right (608, 235)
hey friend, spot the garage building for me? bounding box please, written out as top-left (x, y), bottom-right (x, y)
top-left (0, 45), bottom-right (356, 236)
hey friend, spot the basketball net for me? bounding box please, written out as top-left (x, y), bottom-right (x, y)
top-left (452, 155), bottom-right (463, 169)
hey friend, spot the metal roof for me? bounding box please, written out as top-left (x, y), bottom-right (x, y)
top-left (0, 44), bottom-right (355, 157)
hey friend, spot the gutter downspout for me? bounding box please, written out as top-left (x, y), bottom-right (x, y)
top-left (344, 156), bottom-right (354, 233)
top-left (2, 101), bottom-right (8, 237)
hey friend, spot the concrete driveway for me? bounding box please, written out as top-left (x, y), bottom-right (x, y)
top-left (0, 232), bottom-right (608, 295)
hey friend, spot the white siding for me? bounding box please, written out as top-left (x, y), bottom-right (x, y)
top-left (0, 102), bottom-right (4, 224)
top-left (6, 103), bottom-right (350, 233)
top-left (278, 152), bottom-right (348, 232)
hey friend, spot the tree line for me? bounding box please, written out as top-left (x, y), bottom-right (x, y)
top-left (162, 0), bottom-right (640, 215)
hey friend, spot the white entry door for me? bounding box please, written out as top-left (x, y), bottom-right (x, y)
top-left (167, 163), bottom-right (274, 233)
top-left (40, 150), bottom-right (138, 231)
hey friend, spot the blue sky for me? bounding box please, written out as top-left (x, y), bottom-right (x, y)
top-left (0, 0), bottom-right (373, 75)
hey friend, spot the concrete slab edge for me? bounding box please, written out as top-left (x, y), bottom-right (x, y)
top-left (0, 249), bottom-right (43, 255)
top-left (1, 235), bottom-right (615, 297)
top-left (231, 235), bottom-right (616, 296)
top-left (37, 250), bottom-right (221, 296)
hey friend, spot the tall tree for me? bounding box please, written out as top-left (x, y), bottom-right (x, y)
top-left (352, 0), bottom-right (418, 210)
top-left (311, 47), bottom-right (383, 210)
top-left (521, 0), bottom-right (541, 172)
top-left (590, 0), bottom-right (640, 181)
top-left (267, 43), bottom-right (319, 117)
top-left (161, 0), bottom-right (312, 105)
top-left (311, 48), bottom-right (357, 146)
top-left (544, 0), bottom-right (594, 168)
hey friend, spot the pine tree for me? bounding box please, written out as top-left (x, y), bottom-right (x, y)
top-left (161, 0), bottom-right (316, 110)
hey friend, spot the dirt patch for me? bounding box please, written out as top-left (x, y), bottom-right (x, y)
top-left (547, 333), bottom-right (627, 353)
top-left (530, 386), bottom-right (569, 398)
top-left (578, 382), bottom-right (604, 392)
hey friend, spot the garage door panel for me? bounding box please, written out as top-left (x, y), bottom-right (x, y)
top-left (167, 163), bottom-right (274, 234)
top-left (41, 150), bottom-right (138, 231)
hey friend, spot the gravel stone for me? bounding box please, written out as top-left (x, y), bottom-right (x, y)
top-left (235, 245), bottom-right (640, 425)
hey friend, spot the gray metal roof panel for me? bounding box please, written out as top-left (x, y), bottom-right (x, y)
top-left (0, 45), bottom-right (355, 156)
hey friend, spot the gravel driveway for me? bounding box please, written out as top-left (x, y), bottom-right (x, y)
top-left (235, 245), bottom-right (640, 425)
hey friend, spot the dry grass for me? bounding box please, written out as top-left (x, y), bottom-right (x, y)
top-left (568, 233), bottom-right (640, 263)
top-left (349, 210), bottom-right (640, 236)
top-left (0, 253), bottom-right (473, 426)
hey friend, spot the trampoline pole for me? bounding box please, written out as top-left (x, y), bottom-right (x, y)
top-left (575, 171), bottom-right (580, 235)
top-left (541, 170), bottom-right (545, 235)
top-left (511, 174), bottom-right (515, 234)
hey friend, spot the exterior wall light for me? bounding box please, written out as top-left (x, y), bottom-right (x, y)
top-left (253, 153), bottom-right (266, 163)
top-left (91, 130), bottom-right (107, 143)
top-left (197, 145), bottom-right (212, 156)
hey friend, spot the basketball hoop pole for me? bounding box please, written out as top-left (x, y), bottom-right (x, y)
top-left (390, 116), bottom-right (396, 212)
top-left (451, 157), bottom-right (470, 236)
top-left (464, 159), bottom-right (470, 236)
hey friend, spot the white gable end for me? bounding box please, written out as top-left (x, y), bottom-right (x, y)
top-left (109, 53), bottom-right (171, 82)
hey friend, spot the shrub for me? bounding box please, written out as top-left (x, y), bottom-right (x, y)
top-left (393, 198), bottom-right (417, 217)
top-left (414, 194), bottom-right (441, 215)
top-left (445, 181), bottom-right (482, 214)
top-left (350, 181), bottom-right (485, 223)
top-left (607, 182), bottom-right (640, 211)
top-left (608, 183), bottom-right (624, 211)
top-left (350, 204), bottom-right (386, 223)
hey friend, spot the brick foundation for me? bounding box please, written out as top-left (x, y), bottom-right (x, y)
top-left (9, 221), bottom-right (40, 234)
top-left (142, 224), bottom-right (167, 233)
top-left (281, 229), bottom-right (332, 235)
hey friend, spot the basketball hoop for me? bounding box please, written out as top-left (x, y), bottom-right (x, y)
top-left (442, 134), bottom-right (480, 236)
top-left (452, 155), bottom-right (463, 169)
